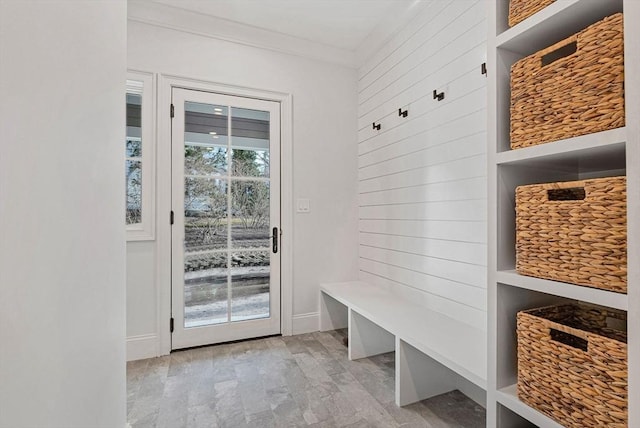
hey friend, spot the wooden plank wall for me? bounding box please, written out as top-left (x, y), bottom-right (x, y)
top-left (357, 0), bottom-right (487, 330)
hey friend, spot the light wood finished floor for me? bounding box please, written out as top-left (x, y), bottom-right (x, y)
top-left (127, 330), bottom-right (485, 427)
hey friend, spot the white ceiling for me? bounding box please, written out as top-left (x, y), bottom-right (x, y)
top-left (150, 0), bottom-right (415, 50)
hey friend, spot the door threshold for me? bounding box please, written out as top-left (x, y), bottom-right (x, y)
top-left (170, 333), bottom-right (282, 353)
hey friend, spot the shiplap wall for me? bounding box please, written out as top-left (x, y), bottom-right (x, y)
top-left (357, 0), bottom-right (487, 330)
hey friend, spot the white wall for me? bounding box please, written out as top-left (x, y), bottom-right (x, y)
top-left (0, 1), bottom-right (127, 427)
top-left (126, 241), bottom-right (158, 360)
top-left (356, 1), bottom-right (488, 330)
top-left (126, 10), bottom-right (359, 357)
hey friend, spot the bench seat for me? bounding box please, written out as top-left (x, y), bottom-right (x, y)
top-left (320, 281), bottom-right (487, 406)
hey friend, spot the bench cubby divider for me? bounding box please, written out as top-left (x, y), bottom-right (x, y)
top-left (349, 309), bottom-right (395, 360)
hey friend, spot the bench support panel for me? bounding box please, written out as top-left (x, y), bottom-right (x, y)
top-left (395, 338), bottom-right (456, 406)
top-left (455, 375), bottom-right (486, 407)
top-left (348, 309), bottom-right (395, 360)
top-left (319, 291), bottom-right (348, 332)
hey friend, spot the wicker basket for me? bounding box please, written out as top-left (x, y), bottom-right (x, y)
top-left (510, 13), bottom-right (625, 150)
top-left (518, 304), bottom-right (627, 428)
top-left (515, 176), bottom-right (627, 293)
top-left (509, 0), bottom-right (555, 27)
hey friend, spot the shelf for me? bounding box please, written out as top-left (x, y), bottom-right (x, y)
top-left (490, 0), bottom-right (639, 426)
top-left (496, 384), bottom-right (565, 428)
top-left (496, 270), bottom-right (628, 311)
top-left (496, 0), bottom-right (623, 54)
top-left (496, 128), bottom-right (626, 169)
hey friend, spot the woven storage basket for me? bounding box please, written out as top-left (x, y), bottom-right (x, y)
top-left (518, 304), bottom-right (627, 428)
top-left (510, 13), bottom-right (625, 149)
top-left (509, 0), bottom-right (555, 27)
top-left (515, 176), bottom-right (626, 292)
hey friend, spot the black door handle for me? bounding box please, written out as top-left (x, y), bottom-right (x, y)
top-left (272, 227), bottom-right (278, 253)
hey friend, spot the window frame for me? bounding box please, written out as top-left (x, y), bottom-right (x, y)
top-left (126, 70), bottom-right (156, 241)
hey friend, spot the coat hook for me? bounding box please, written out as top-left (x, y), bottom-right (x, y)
top-left (372, 122), bottom-right (381, 131)
top-left (398, 108), bottom-right (408, 118)
top-left (433, 89), bottom-right (445, 101)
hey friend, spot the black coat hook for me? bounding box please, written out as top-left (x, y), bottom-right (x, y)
top-left (433, 89), bottom-right (445, 101)
top-left (372, 122), bottom-right (381, 131)
top-left (398, 108), bottom-right (408, 118)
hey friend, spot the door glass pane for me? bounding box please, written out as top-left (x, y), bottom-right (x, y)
top-left (185, 102), bottom-right (228, 175)
top-left (231, 148), bottom-right (269, 177)
top-left (185, 145), bottom-right (227, 176)
top-left (184, 177), bottom-right (228, 252)
top-left (231, 107), bottom-right (270, 178)
top-left (231, 250), bottom-right (270, 321)
top-left (231, 180), bottom-right (270, 249)
top-left (185, 102), bottom-right (228, 135)
top-left (184, 252), bottom-right (228, 327)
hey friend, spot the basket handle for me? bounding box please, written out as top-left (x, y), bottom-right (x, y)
top-left (550, 327), bottom-right (589, 352)
top-left (545, 181), bottom-right (586, 202)
top-left (538, 34), bottom-right (578, 68)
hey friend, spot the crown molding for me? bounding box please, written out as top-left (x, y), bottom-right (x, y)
top-left (128, 0), bottom-right (357, 68)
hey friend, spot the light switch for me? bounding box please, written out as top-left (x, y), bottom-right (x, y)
top-left (297, 198), bottom-right (310, 213)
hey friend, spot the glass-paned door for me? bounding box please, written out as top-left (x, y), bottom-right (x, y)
top-left (171, 88), bottom-right (280, 349)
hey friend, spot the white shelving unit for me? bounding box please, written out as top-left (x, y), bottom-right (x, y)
top-left (487, 0), bottom-right (640, 426)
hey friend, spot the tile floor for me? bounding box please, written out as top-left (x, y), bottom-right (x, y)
top-left (127, 330), bottom-right (485, 427)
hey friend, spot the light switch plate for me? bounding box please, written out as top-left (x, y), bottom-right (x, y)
top-left (297, 198), bottom-right (310, 213)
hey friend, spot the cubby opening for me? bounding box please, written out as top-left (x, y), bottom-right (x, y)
top-left (494, 0), bottom-right (625, 154)
top-left (495, 151), bottom-right (626, 272)
top-left (495, 284), bottom-right (571, 390)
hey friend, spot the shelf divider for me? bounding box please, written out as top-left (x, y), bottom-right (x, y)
top-left (496, 270), bottom-right (628, 311)
top-left (496, 127), bottom-right (626, 166)
top-left (497, 0), bottom-right (623, 54)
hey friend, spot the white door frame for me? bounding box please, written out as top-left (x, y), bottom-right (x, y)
top-left (156, 74), bottom-right (293, 355)
top-left (171, 88), bottom-right (281, 348)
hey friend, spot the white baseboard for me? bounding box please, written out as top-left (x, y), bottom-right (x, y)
top-left (291, 312), bottom-right (319, 335)
top-left (126, 333), bottom-right (159, 361)
top-left (128, 315), bottom-right (319, 356)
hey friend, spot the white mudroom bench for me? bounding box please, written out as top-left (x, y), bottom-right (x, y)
top-left (319, 281), bottom-right (487, 407)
